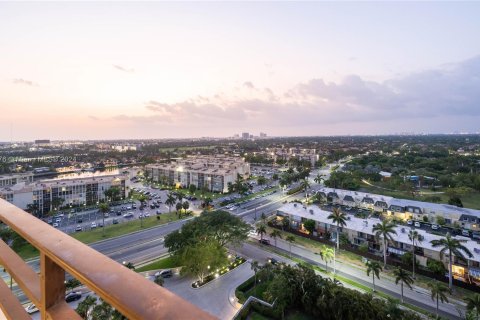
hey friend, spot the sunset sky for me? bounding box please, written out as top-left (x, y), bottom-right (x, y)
top-left (1, 2), bottom-right (480, 141)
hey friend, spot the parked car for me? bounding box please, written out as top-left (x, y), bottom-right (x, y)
top-left (65, 292), bottom-right (82, 302)
top-left (123, 212), bottom-right (134, 218)
top-left (25, 304), bottom-right (39, 314)
top-left (431, 224), bottom-right (439, 230)
top-left (259, 239), bottom-right (270, 245)
top-left (414, 221), bottom-right (421, 228)
top-left (112, 218), bottom-right (119, 224)
top-left (406, 220), bottom-right (413, 225)
top-left (75, 225), bottom-right (82, 232)
top-left (91, 222), bottom-right (97, 229)
top-left (462, 229), bottom-right (471, 237)
top-left (77, 218), bottom-right (83, 223)
top-left (53, 223), bottom-right (59, 228)
top-left (473, 232), bottom-right (480, 241)
top-left (154, 269), bottom-right (173, 278)
top-left (156, 210), bottom-right (162, 215)
top-left (267, 258), bottom-right (278, 265)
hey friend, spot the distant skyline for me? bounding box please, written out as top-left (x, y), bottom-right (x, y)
top-left (1, 2), bottom-right (480, 140)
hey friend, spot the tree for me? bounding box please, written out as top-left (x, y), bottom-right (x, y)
top-left (365, 260), bottom-right (382, 292)
top-left (251, 260), bottom-right (260, 294)
top-left (393, 267), bottom-right (414, 303)
top-left (428, 281), bottom-right (450, 316)
top-left (165, 193), bottom-right (176, 213)
top-left (430, 232), bottom-right (473, 289)
top-left (272, 173), bottom-right (279, 180)
top-left (327, 207), bottom-right (347, 250)
top-left (176, 193), bottom-right (184, 204)
top-left (104, 186), bottom-right (120, 202)
top-left (164, 210), bottom-right (250, 252)
top-left (320, 245), bottom-right (334, 273)
top-left (408, 229), bottom-right (421, 278)
top-left (448, 196), bottom-right (463, 207)
top-left (257, 176), bottom-right (267, 185)
top-left (372, 219), bottom-right (397, 268)
top-left (175, 202), bottom-right (183, 216)
top-left (182, 201), bottom-right (190, 215)
top-left (138, 194), bottom-right (148, 209)
top-left (202, 197), bottom-right (212, 210)
top-left (256, 224), bottom-right (267, 241)
top-left (76, 295), bottom-right (97, 319)
top-left (303, 219), bottom-right (316, 235)
top-left (270, 229), bottom-right (281, 247)
top-left (91, 298), bottom-right (113, 320)
top-left (65, 278), bottom-right (81, 292)
top-left (314, 173), bottom-right (325, 184)
top-left (154, 275), bottom-right (164, 287)
top-left (282, 217), bottom-right (290, 231)
top-left (188, 184), bottom-right (197, 194)
top-left (178, 240), bottom-right (227, 283)
top-left (465, 294), bottom-right (480, 319)
top-left (300, 178), bottom-right (310, 199)
top-left (51, 197), bottom-right (64, 213)
top-left (286, 235), bottom-right (295, 257)
top-left (260, 212), bottom-right (267, 224)
top-left (98, 203), bottom-right (109, 236)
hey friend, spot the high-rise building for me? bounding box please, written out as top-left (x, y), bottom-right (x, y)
top-left (241, 132), bottom-right (250, 139)
top-left (259, 132), bottom-right (267, 138)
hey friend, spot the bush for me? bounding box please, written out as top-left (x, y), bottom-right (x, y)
top-left (423, 216), bottom-right (429, 222)
top-left (427, 258), bottom-right (447, 275)
top-left (358, 243), bottom-right (369, 253)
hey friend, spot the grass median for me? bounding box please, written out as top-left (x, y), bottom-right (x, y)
top-left (16, 212), bottom-right (183, 260)
top-left (136, 256), bottom-right (177, 272)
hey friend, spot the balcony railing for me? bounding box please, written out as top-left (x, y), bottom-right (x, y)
top-left (0, 199), bottom-right (216, 320)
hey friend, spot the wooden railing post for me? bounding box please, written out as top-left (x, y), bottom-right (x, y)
top-left (41, 253), bottom-right (65, 319)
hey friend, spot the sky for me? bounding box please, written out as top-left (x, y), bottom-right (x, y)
top-left (1, 2), bottom-right (480, 141)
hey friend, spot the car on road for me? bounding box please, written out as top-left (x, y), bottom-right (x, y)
top-left (98, 222), bottom-right (104, 227)
top-left (156, 210), bottom-right (162, 215)
top-left (414, 221), bottom-right (421, 228)
top-left (123, 212), bottom-right (134, 218)
top-left (267, 257), bottom-right (278, 265)
top-left (75, 225), bottom-right (82, 232)
top-left (431, 224), bottom-right (439, 230)
top-left (53, 223), bottom-right (59, 228)
top-left (91, 222), bottom-right (97, 229)
top-left (77, 218), bottom-right (83, 223)
top-left (65, 292), bottom-right (82, 302)
top-left (154, 269), bottom-right (173, 278)
top-left (259, 239), bottom-right (270, 245)
top-left (25, 304), bottom-right (39, 314)
top-left (112, 218), bottom-right (119, 224)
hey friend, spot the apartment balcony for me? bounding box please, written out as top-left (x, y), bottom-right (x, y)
top-left (0, 199), bottom-right (215, 320)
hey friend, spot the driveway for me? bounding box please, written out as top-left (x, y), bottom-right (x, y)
top-left (164, 263), bottom-right (253, 319)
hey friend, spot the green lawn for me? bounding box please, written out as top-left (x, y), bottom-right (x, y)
top-left (136, 256), bottom-right (177, 272)
top-left (235, 187), bottom-right (278, 204)
top-left (72, 212), bottom-right (180, 244)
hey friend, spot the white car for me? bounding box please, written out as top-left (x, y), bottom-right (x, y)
top-left (53, 223), bottom-right (59, 228)
top-left (406, 220), bottom-right (413, 225)
top-left (91, 222), bottom-right (97, 229)
top-left (25, 304), bottom-right (39, 314)
top-left (414, 221), bottom-right (421, 228)
top-left (431, 224), bottom-right (439, 230)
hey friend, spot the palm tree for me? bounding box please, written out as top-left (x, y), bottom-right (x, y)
top-left (464, 294), bottom-right (480, 319)
top-left (250, 260), bottom-right (260, 294)
top-left (300, 178), bottom-right (310, 200)
top-left (165, 193), bottom-right (176, 213)
top-left (372, 220), bottom-right (397, 268)
top-left (256, 224), bottom-right (267, 241)
top-left (314, 173), bottom-right (325, 184)
top-left (327, 207), bottom-right (347, 250)
top-left (428, 281), bottom-right (450, 316)
top-left (393, 267), bottom-right (414, 303)
top-left (286, 235), bottom-right (295, 257)
top-left (320, 245), bottom-right (334, 273)
top-left (365, 260), bottom-right (382, 292)
top-left (430, 232), bottom-right (473, 289)
top-left (138, 194), bottom-right (148, 209)
top-left (176, 193), bottom-right (183, 205)
top-left (98, 203), bottom-right (109, 236)
top-left (408, 229), bottom-right (421, 278)
top-left (270, 229), bottom-right (281, 247)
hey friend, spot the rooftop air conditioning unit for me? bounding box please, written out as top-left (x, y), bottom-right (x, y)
top-left (309, 209), bottom-right (314, 215)
top-left (363, 221), bottom-right (368, 227)
top-left (401, 228), bottom-right (405, 233)
top-left (294, 203), bottom-right (297, 207)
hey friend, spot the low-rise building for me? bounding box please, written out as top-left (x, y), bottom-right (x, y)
top-left (277, 202), bottom-right (480, 285)
top-left (145, 155), bottom-right (250, 193)
top-left (317, 187), bottom-right (480, 231)
top-left (0, 172), bottom-right (34, 187)
top-left (0, 173), bottom-right (127, 215)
